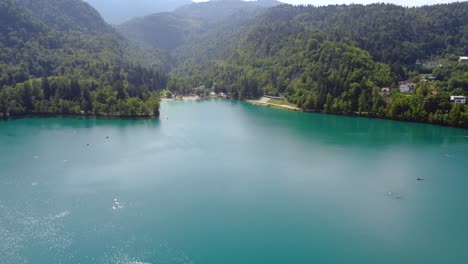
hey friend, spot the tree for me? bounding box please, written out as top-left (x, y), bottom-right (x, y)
top-left (0, 89), bottom-right (8, 117)
top-left (80, 86), bottom-right (93, 113)
top-left (70, 79), bottom-right (81, 101)
top-left (146, 93), bottom-right (160, 117)
top-left (324, 93), bottom-right (333, 113)
top-left (448, 104), bottom-right (461, 126)
top-left (371, 87), bottom-right (383, 115)
top-left (22, 82), bottom-right (33, 112)
top-left (42, 76), bottom-right (52, 100)
top-left (113, 80), bottom-right (126, 100)
top-left (358, 90), bottom-right (368, 114)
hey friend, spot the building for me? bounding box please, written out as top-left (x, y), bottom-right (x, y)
top-left (381, 87), bottom-right (391, 96)
top-left (399, 82), bottom-right (415, 93)
top-left (450, 96), bottom-right (466, 104)
top-left (459, 56), bottom-right (468, 62)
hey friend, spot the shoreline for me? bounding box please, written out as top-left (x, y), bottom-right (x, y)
top-left (161, 96), bottom-right (202, 101)
top-left (0, 113), bottom-right (158, 121)
top-left (245, 97), bottom-right (468, 129)
top-left (245, 98), bottom-right (300, 111)
top-left (3, 99), bottom-right (467, 129)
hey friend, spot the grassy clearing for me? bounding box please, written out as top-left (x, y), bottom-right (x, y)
top-left (268, 99), bottom-right (297, 107)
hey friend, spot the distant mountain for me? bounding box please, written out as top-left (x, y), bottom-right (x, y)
top-left (16, 0), bottom-right (110, 34)
top-left (175, 0), bottom-right (281, 21)
top-left (117, 12), bottom-right (203, 51)
top-left (84, 0), bottom-right (193, 24)
top-left (117, 0), bottom-right (282, 51)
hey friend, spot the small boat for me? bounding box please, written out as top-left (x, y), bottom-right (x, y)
top-left (417, 178), bottom-right (424, 181)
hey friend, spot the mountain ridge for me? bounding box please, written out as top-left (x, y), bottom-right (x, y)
top-left (16, 0), bottom-right (111, 34)
top-left (84, 0), bottom-right (193, 24)
top-left (116, 0), bottom-right (283, 51)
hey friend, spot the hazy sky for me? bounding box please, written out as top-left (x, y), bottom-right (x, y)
top-left (193, 0), bottom-right (462, 7)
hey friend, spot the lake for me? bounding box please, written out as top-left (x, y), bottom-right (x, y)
top-left (1, 99), bottom-right (468, 264)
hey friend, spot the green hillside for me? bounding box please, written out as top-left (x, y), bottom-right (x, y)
top-left (168, 3), bottom-right (468, 127)
top-left (0, 0), bottom-right (166, 118)
top-left (116, 0), bottom-right (282, 51)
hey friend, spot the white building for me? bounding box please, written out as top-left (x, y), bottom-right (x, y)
top-left (399, 82), bottom-right (414, 93)
top-left (450, 96), bottom-right (466, 104)
top-left (459, 56), bottom-right (468, 62)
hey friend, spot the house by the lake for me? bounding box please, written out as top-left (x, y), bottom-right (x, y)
top-left (459, 56), bottom-right (468, 62)
top-left (450, 96), bottom-right (466, 104)
top-left (399, 82), bottom-right (415, 93)
top-left (381, 87), bottom-right (391, 96)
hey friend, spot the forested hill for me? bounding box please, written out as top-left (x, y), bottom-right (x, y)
top-left (174, 0), bottom-right (282, 22)
top-left (171, 2), bottom-right (467, 74)
top-left (16, 0), bottom-right (110, 34)
top-left (168, 2), bottom-right (468, 127)
top-left (0, 0), bottom-right (165, 118)
top-left (251, 3), bottom-right (468, 66)
top-left (84, 0), bottom-right (192, 24)
top-left (116, 0), bottom-right (283, 51)
top-left (1, 0), bottom-right (468, 126)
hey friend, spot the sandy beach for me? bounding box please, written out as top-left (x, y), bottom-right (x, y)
top-left (247, 97), bottom-right (300, 111)
top-left (161, 96), bottom-right (202, 101)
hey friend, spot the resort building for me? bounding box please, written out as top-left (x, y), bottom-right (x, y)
top-left (459, 56), bottom-right (468, 62)
top-left (399, 82), bottom-right (415, 93)
top-left (450, 96), bottom-right (466, 104)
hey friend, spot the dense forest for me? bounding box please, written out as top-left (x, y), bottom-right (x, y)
top-left (166, 2), bottom-right (468, 128)
top-left (0, 0), bottom-right (166, 118)
top-left (1, 0), bottom-right (468, 127)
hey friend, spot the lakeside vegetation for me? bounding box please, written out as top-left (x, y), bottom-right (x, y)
top-left (1, 0), bottom-right (467, 127)
top-left (165, 2), bottom-right (468, 128)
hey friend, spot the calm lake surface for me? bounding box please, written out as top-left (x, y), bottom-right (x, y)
top-left (1, 99), bottom-right (468, 264)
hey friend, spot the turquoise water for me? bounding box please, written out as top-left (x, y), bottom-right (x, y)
top-left (1, 99), bottom-right (468, 263)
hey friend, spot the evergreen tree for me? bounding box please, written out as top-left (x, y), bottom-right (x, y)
top-left (41, 76), bottom-right (52, 100)
top-left (70, 79), bottom-right (81, 101)
top-left (22, 82), bottom-right (33, 112)
top-left (80, 86), bottom-right (93, 113)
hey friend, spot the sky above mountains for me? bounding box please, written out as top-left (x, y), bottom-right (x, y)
top-left (193, 0), bottom-right (460, 7)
